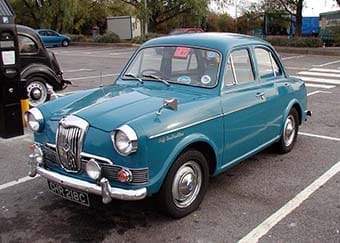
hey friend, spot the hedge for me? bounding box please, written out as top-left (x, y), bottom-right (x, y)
top-left (94, 31), bottom-right (120, 43)
top-left (265, 36), bottom-right (323, 48)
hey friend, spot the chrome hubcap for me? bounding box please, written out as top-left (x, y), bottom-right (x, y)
top-left (172, 161), bottom-right (202, 208)
top-left (27, 81), bottom-right (48, 107)
top-left (283, 114), bottom-right (296, 147)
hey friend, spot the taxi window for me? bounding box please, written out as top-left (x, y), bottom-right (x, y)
top-left (224, 49), bottom-right (254, 86)
top-left (255, 48), bottom-right (281, 79)
top-left (18, 35), bottom-right (38, 54)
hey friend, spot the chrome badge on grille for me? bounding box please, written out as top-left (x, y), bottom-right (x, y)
top-left (56, 115), bottom-right (89, 172)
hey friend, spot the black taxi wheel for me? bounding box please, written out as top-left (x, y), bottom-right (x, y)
top-left (277, 108), bottom-right (299, 153)
top-left (26, 77), bottom-right (50, 107)
top-left (158, 149), bottom-right (209, 218)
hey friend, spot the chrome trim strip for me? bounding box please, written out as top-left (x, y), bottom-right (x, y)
top-left (46, 143), bottom-right (56, 149)
top-left (80, 152), bottom-right (114, 165)
top-left (149, 114), bottom-right (224, 139)
top-left (36, 166), bottom-right (147, 201)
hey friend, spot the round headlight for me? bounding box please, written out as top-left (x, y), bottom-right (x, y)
top-left (86, 159), bottom-right (102, 180)
top-left (25, 108), bottom-right (44, 132)
top-left (111, 125), bottom-right (138, 156)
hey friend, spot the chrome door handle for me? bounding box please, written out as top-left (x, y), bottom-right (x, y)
top-left (284, 83), bottom-right (291, 87)
top-left (256, 92), bottom-right (265, 100)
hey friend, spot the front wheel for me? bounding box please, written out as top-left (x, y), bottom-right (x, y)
top-left (158, 149), bottom-right (209, 218)
top-left (26, 77), bottom-right (50, 107)
top-left (277, 108), bottom-right (299, 153)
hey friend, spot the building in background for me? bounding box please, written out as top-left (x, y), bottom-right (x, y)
top-left (106, 16), bottom-right (141, 40)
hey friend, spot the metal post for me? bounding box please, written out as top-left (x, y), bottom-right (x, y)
top-left (144, 0), bottom-right (148, 34)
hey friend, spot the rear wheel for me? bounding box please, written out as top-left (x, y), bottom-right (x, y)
top-left (277, 108), bottom-right (299, 153)
top-left (62, 39), bottom-right (69, 47)
top-left (158, 149), bottom-right (209, 218)
top-left (26, 77), bottom-right (50, 107)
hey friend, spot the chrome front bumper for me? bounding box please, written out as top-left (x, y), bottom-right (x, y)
top-left (28, 149), bottom-right (147, 203)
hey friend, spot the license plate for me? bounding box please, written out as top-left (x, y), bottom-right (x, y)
top-left (47, 181), bottom-right (90, 207)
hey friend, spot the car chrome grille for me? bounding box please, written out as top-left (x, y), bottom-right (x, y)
top-left (56, 115), bottom-right (89, 172)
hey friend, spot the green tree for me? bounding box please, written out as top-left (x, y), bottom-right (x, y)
top-left (10, 0), bottom-right (132, 34)
top-left (217, 13), bottom-right (234, 32)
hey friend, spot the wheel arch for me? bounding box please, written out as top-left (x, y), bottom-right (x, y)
top-left (21, 64), bottom-right (62, 90)
top-left (280, 99), bottom-right (303, 135)
top-left (151, 133), bottom-right (218, 194)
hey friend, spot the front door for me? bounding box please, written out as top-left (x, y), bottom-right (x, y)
top-left (221, 48), bottom-right (268, 168)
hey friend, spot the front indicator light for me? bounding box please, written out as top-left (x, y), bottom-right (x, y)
top-left (117, 169), bottom-right (132, 183)
top-left (86, 159), bottom-right (102, 180)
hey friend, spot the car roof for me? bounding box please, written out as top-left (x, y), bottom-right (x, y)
top-left (16, 25), bottom-right (42, 39)
top-left (143, 32), bottom-right (270, 54)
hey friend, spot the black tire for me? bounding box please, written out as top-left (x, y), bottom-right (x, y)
top-left (277, 108), bottom-right (299, 153)
top-left (26, 77), bottom-right (50, 107)
top-left (62, 39), bottom-right (69, 47)
top-left (158, 149), bottom-right (209, 218)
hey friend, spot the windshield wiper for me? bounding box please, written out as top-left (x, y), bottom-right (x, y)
top-left (142, 74), bottom-right (170, 86)
top-left (123, 73), bottom-right (144, 84)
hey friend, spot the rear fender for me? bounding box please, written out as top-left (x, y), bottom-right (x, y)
top-left (21, 64), bottom-right (63, 90)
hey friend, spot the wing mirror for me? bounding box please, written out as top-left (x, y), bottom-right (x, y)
top-left (156, 98), bottom-right (178, 115)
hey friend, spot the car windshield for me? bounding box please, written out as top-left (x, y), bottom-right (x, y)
top-left (123, 46), bottom-right (221, 88)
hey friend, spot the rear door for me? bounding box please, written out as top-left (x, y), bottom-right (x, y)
top-left (253, 46), bottom-right (287, 143)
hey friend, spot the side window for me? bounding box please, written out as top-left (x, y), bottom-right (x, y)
top-left (224, 49), bottom-right (254, 86)
top-left (255, 48), bottom-right (281, 79)
top-left (18, 35), bottom-right (38, 54)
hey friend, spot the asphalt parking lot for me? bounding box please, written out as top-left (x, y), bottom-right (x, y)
top-left (0, 46), bottom-right (339, 243)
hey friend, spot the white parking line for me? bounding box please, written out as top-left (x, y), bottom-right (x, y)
top-left (317, 59), bottom-right (340, 67)
top-left (310, 68), bottom-right (340, 74)
top-left (282, 55), bottom-right (305, 60)
top-left (239, 160), bottom-right (340, 243)
top-left (63, 68), bottom-right (93, 73)
top-left (299, 132), bottom-right (340, 142)
top-left (292, 76), bottom-right (340, 85)
top-left (68, 73), bottom-right (119, 81)
top-left (0, 175), bottom-right (39, 191)
top-left (298, 71), bottom-right (340, 78)
top-left (305, 83), bottom-right (335, 89)
top-left (307, 90), bottom-right (332, 96)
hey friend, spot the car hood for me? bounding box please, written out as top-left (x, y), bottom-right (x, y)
top-left (51, 84), bottom-right (207, 132)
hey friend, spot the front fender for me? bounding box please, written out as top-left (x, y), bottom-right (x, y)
top-left (21, 64), bottom-right (62, 90)
top-left (147, 133), bottom-right (218, 194)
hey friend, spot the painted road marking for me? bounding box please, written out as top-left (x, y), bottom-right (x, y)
top-left (307, 90), bottom-right (332, 96)
top-left (317, 59), bottom-right (340, 67)
top-left (299, 132), bottom-right (340, 142)
top-left (305, 83), bottom-right (336, 89)
top-left (310, 68), bottom-right (340, 74)
top-left (0, 175), bottom-right (40, 191)
top-left (298, 71), bottom-right (340, 78)
top-left (63, 68), bottom-right (93, 73)
top-left (282, 55), bottom-right (305, 60)
top-left (292, 76), bottom-right (340, 85)
top-left (239, 160), bottom-right (340, 243)
top-left (68, 73), bottom-right (119, 81)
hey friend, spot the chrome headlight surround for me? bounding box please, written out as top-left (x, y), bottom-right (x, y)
top-left (24, 108), bottom-right (44, 132)
top-left (111, 125), bottom-right (138, 156)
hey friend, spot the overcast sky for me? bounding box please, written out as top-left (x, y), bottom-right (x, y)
top-left (211, 0), bottom-right (340, 17)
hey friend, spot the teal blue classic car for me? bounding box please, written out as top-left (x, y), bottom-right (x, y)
top-left (26, 33), bottom-right (311, 218)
